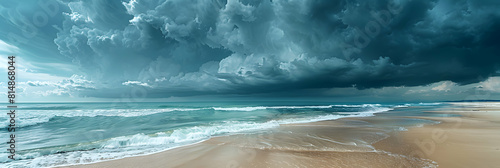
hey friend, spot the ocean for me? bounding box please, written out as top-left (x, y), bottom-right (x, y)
top-left (0, 102), bottom-right (450, 167)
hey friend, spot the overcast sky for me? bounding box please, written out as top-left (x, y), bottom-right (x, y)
top-left (1, 0), bottom-right (499, 102)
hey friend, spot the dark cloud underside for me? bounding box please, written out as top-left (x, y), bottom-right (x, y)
top-left (2, 0), bottom-right (500, 97)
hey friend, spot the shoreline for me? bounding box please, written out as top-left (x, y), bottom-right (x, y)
top-left (56, 108), bottom-right (391, 168)
top-left (61, 102), bottom-right (500, 168)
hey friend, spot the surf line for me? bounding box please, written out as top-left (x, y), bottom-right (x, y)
top-left (6, 56), bottom-right (17, 160)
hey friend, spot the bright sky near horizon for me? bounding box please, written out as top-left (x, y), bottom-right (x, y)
top-left (0, 0), bottom-right (499, 102)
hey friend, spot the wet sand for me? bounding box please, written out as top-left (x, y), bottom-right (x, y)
top-left (63, 102), bottom-right (500, 168)
top-left (374, 103), bottom-right (500, 168)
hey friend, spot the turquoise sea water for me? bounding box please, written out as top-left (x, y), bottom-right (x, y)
top-left (0, 102), bottom-right (449, 167)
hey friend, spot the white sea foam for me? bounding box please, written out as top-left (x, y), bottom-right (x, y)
top-left (416, 102), bottom-right (442, 106)
top-left (212, 105), bottom-right (334, 111)
top-left (331, 104), bottom-right (382, 108)
top-left (394, 104), bottom-right (411, 108)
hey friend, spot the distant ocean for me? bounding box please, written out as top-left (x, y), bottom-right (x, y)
top-left (0, 102), bottom-right (447, 167)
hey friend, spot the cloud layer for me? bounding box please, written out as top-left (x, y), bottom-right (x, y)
top-left (3, 0), bottom-right (500, 98)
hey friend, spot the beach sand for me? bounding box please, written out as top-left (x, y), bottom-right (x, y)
top-left (374, 103), bottom-right (500, 168)
top-left (63, 102), bottom-right (500, 168)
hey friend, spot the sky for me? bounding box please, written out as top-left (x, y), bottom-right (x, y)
top-left (0, 0), bottom-right (499, 103)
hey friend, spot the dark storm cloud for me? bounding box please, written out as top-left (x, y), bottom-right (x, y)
top-left (3, 0), bottom-right (500, 97)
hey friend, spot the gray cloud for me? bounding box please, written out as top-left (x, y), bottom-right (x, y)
top-left (3, 0), bottom-right (500, 98)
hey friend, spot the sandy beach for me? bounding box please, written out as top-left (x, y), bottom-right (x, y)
top-left (63, 102), bottom-right (500, 168)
